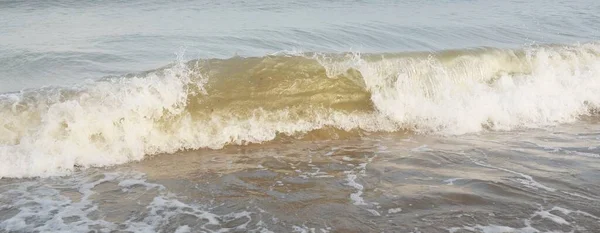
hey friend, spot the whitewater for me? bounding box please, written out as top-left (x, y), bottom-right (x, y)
top-left (1, 1), bottom-right (599, 232)
top-left (1, 44), bottom-right (599, 178)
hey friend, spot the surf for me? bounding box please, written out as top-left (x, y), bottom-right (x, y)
top-left (1, 42), bottom-right (600, 178)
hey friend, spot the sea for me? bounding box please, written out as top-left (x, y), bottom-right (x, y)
top-left (1, 0), bottom-right (599, 232)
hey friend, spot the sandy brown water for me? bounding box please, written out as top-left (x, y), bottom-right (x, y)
top-left (2, 1), bottom-right (600, 232)
top-left (2, 120), bottom-right (598, 232)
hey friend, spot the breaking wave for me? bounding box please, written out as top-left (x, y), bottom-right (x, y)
top-left (2, 42), bottom-right (600, 178)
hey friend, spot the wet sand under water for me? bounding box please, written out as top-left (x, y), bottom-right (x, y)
top-left (1, 121), bottom-right (599, 233)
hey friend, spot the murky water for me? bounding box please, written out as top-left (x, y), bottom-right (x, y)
top-left (1, 1), bottom-right (600, 232)
top-left (2, 121), bottom-right (599, 232)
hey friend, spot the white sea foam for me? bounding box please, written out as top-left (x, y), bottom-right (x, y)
top-left (448, 224), bottom-right (538, 233)
top-left (0, 172), bottom-right (272, 233)
top-left (448, 205), bottom-right (600, 233)
top-left (359, 44), bottom-right (600, 134)
top-left (471, 159), bottom-right (556, 192)
top-left (387, 208), bottom-right (402, 214)
top-left (1, 43), bottom-right (600, 178)
top-left (345, 173), bottom-right (366, 206)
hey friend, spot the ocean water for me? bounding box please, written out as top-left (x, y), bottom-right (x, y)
top-left (1, 0), bottom-right (599, 232)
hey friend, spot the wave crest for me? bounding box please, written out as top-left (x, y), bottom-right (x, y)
top-left (2, 43), bottom-right (600, 177)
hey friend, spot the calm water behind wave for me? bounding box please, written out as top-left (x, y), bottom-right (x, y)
top-left (1, 0), bottom-right (599, 92)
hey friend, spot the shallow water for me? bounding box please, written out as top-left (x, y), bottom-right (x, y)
top-left (1, 0), bottom-right (600, 232)
top-left (1, 121), bottom-right (599, 232)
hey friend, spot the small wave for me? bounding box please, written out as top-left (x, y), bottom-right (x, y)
top-left (2, 42), bottom-right (600, 178)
